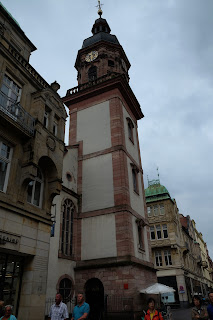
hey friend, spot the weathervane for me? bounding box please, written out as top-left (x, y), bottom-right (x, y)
top-left (96, 0), bottom-right (103, 17)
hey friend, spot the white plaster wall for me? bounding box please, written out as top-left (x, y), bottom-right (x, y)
top-left (62, 147), bottom-right (78, 193)
top-left (122, 105), bottom-right (140, 165)
top-left (81, 214), bottom-right (117, 260)
top-left (132, 215), bottom-right (150, 262)
top-left (127, 157), bottom-right (144, 215)
top-left (77, 101), bottom-right (111, 155)
top-left (46, 190), bottom-right (77, 299)
top-left (82, 153), bottom-right (114, 212)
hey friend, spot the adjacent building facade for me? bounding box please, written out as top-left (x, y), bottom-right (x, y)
top-left (145, 178), bottom-right (213, 307)
top-left (0, 4), bottom-right (66, 319)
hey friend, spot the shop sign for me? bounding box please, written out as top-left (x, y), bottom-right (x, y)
top-left (0, 232), bottom-right (19, 245)
top-left (179, 285), bottom-right (185, 294)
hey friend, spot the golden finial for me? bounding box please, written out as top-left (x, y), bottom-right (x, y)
top-left (96, 0), bottom-right (103, 17)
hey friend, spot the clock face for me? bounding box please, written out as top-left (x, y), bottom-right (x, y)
top-left (85, 51), bottom-right (98, 62)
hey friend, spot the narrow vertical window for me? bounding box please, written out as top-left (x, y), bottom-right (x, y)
top-left (156, 225), bottom-right (162, 239)
top-left (53, 118), bottom-right (58, 136)
top-left (160, 203), bottom-right (165, 215)
top-left (155, 251), bottom-right (162, 267)
top-left (61, 199), bottom-right (75, 256)
top-left (147, 206), bottom-right (152, 217)
top-left (154, 205), bottom-right (159, 216)
top-left (164, 250), bottom-right (172, 266)
top-left (27, 168), bottom-right (43, 207)
top-left (136, 219), bottom-right (144, 250)
top-left (162, 224), bottom-right (168, 238)
top-left (126, 117), bottom-right (134, 143)
top-left (150, 226), bottom-right (155, 240)
top-left (44, 110), bottom-right (49, 128)
top-left (0, 141), bottom-right (13, 192)
top-left (131, 164), bottom-right (139, 194)
top-left (88, 66), bottom-right (97, 81)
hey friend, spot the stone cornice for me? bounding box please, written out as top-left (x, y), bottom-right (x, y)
top-left (75, 255), bottom-right (155, 271)
top-left (63, 73), bottom-right (143, 120)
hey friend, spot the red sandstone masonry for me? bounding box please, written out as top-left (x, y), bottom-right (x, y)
top-left (115, 212), bottom-right (134, 256)
top-left (69, 109), bottom-right (77, 145)
top-left (75, 264), bottom-right (157, 313)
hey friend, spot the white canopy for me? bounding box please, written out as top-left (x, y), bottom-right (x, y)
top-left (140, 283), bottom-right (175, 294)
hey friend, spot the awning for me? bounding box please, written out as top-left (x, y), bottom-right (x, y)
top-left (140, 283), bottom-right (175, 294)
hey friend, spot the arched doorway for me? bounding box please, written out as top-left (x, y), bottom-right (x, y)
top-left (85, 278), bottom-right (104, 320)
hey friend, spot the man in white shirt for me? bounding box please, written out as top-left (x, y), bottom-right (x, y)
top-left (48, 293), bottom-right (69, 320)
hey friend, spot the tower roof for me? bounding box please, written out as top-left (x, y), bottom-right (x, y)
top-left (145, 179), bottom-right (171, 203)
top-left (82, 17), bottom-right (120, 49)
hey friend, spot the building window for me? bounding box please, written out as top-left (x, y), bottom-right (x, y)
top-left (160, 204), bottom-right (165, 215)
top-left (131, 164), bottom-right (139, 194)
top-left (136, 220), bottom-right (144, 250)
top-left (0, 141), bottom-right (13, 192)
top-left (44, 110), bottom-right (49, 128)
top-left (51, 223), bottom-right (55, 237)
top-left (156, 225), bottom-right (162, 239)
top-left (150, 226), bottom-right (155, 240)
top-left (88, 66), bottom-right (97, 81)
top-left (154, 205), bottom-right (159, 216)
top-left (0, 74), bottom-right (21, 109)
top-left (126, 117), bottom-right (134, 143)
top-left (164, 250), bottom-right (172, 266)
top-left (162, 224), bottom-right (168, 238)
top-left (147, 206), bottom-right (152, 217)
top-left (59, 277), bottom-right (72, 302)
top-left (155, 251), bottom-right (162, 267)
top-left (27, 168), bottom-right (43, 207)
top-left (53, 118), bottom-right (58, 136)
top-left (61, 199), bottom-right (75, 256)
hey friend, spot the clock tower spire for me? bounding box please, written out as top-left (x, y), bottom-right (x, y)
top-left (74, 10), bottom-right (130, 85)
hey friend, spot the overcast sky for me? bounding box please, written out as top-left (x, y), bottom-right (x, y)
top-left (2, 0), bottom-right (213, 258)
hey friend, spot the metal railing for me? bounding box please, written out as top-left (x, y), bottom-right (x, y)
top-left (0, 91), bottom-right (35, 136)
top-left (66, 72), bottom-right (122, 96)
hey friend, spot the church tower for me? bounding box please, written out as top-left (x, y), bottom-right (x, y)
top-left (63, 4), bottom-right (157, 318)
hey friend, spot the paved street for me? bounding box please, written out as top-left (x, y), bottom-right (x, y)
top-left (171, 308), bottom-right (192, 320)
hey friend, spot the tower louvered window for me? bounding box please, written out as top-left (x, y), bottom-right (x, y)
top-left (61, 199), bottom-right (75, 256)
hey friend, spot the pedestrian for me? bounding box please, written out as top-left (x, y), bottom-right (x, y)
top-left (48, 293), bottom-right (69, 320)
top-left (0, 305), bottom-right (17, 320)
top-left (0, 301), bottom-right (4, 318)
top-left (71, 293), bottom-right (90, 320)
top-left (144, 298), bottom-right (164, 320)
top-left (207, 292), bottom-right (213, 320)
top-left (191, 295), bottom-right (208, 320)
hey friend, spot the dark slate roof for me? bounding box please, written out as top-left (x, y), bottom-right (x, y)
top-left (82, 32), bottom-right (120, 49)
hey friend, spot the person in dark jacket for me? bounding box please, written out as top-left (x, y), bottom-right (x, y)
top-left (191, 295), bottom-right (208, 320)
top-left (207, 292), bottom-right (213, 320)
top-left (144, 298), bottom-right (164, 320)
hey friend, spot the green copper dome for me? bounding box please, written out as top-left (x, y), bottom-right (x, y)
top-left (145, 179), bottom-right (171, 203)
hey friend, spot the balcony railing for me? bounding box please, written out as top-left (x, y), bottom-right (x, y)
top-left (0, 91), bottom-right (35, 136)
top-left (66, 72), bottom-right (121, 96)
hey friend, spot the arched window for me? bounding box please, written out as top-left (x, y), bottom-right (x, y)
top-left (27, 168), bottom-right (43, 207)
top-left (61, 199), bottom-right (75, 256)
top-left (88, 66), bottom-right (97, 81)
top-left (59, 277), bottom-right (72, 302)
